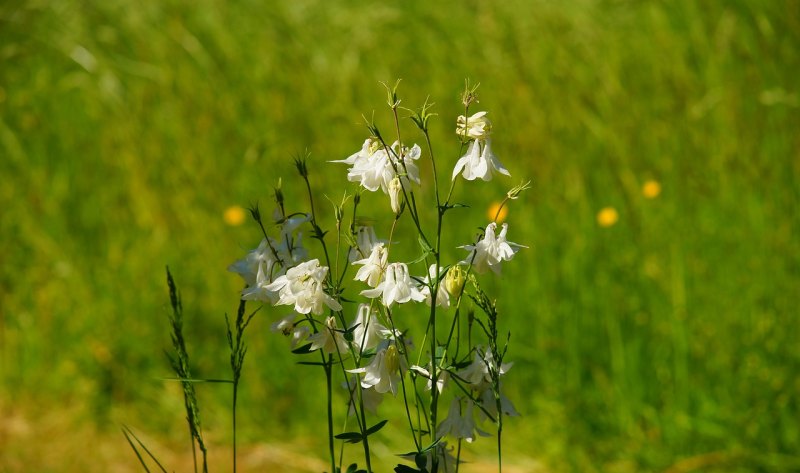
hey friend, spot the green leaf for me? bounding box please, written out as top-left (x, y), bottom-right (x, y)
top-left (334, 431), bottom-right (363, 443)
top-left (365, 419), bottom-right (388, 436)
top-left (161, 377), bottom-right (233, 384)
top-left (121, 425), bottom-right (168, 473)
top-left (296, 361), bottom-right (329, 367)
top-left (291, 343), bottom-right (314, 354)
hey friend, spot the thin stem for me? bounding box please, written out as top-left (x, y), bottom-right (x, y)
top-left (324, 357), bottom-right (336, 473)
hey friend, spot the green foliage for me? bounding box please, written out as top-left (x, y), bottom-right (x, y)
top-left (1, 0), bottom-right (798, 472)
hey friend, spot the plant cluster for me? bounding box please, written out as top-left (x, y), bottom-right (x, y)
top-left (131, 81), bottom-right (531, 473)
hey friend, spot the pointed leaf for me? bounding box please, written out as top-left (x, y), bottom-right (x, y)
top-left (365, 419), bottom-right (389, 436)
top-left (334, 431), bottom-right (363, 443)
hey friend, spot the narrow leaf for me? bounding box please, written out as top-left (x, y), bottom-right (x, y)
top-left (365, 419), bottom-right (388, 436)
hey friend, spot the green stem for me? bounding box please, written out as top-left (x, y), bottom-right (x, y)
top-left (324, 357), bottom-right (336, 473)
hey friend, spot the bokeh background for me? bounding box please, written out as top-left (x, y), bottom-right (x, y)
top-left (1, 1), bottom-right (798, 471)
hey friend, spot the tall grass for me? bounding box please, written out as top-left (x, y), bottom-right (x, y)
top-left (1, 1), bottom-right (798, 471)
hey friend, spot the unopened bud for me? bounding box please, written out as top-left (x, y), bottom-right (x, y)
top-left (444, 265), bottom-right (466, 297)
top-left (389, 177), bottom-right (404, 215)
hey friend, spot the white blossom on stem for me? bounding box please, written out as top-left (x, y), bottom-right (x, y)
top-left (270, 313), bottom-right (310, 348)
top-left (457, 347), bottom-right (513, 391)
top-left (228, 237), bottom-right (280, 287)
top-left (348, 340), bottom-right (406, 395)
top-left (410, 364), bottom-right (449, 394)
top-left (349, 303), bottom-right (391, 352)
top-left (353, 243), bottom-right (388, 288)
top-left (265, 259), bottom-right (342, 315)
top-left (333, 140), bottom-right (421, 193)
top-left (478, 382), bottom-right (520, 422)
top-left (456, 111), bottom-right (492, 140)
top-left (344, 375), bottom-right (384, 415)
top-left (349, 225), bottom-right (382, 261)
top-left (460, 222), bottom-right (524, 274)
top-left (307, 316), bottom-right (349, 355)
top-left (451, 139), bottom-right (510, 182)
top-left (419, 264), bottom-right (451, 309)
top-left (360, 262), bottom-right (426, 308)
top-left (437, 398), bottom-right (489, 443)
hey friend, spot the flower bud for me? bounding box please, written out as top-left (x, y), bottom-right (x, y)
top-left (444, 265), bottom-right (466, 297)
top-left (389, 177), bottom-right (404, 215)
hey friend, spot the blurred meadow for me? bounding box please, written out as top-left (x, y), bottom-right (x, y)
top-left (1, 0), bottom-right (799, 471)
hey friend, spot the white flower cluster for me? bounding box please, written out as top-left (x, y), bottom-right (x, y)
top-left (227, 95), bottom-right (527, 471)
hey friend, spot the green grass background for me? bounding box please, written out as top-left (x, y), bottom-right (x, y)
top-left (1, 0), bottom-right (799, 471)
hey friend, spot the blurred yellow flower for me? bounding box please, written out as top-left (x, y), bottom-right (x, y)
top-left (487, 201), bottom-right (508, 223)
top-left (597, 207), bottom-right (618, 227)
top-left (224, 205), bottom-right (247, 226)
top-left (642, 180), bottom-right (661, 199)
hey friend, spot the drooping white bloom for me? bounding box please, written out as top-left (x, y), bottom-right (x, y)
top-left (460, 222), bottom-right (524, 274)
top-left (456, 111), bottom-right (492, 140)
top-left (344, 375), bottom-right (384, 415)
top-left (437, 398), bottom-right (489, 443)
top-left (270, 313), bottom-right (310, 348)
top-left (333, 140), bottom-right (421, 193)
top-left (361, 262), bottom-right (426, 308)
top-left (478, 383), bottom-right (520, 422)
top-left (419, 264), bottom-right (451, 309)
top-left (353, 243), bottom-right (388, 288)
top-left (240, 258), bottom-right (280, 303)
top-left (265, 259), bottom-right (342, 315)
top-left (331, 138), bottom-right (379, 166)
top-left (348, 340), bottom-right (406, 395)
top-left (307, 316), bottom-right (350, 355)
top-left (349, 303), bottom-right (390, 352)
top-left (457, 347), bottom-right (513, 391)
top-left (275, 213), bottom-right (311, 264)
top-left (228, 238), bottom-right (280, 287)
top-left (410, 364), bottom-right (449, 394)
top-left (349, 225), bottom-right (382, 261)
top-left (452, 139), bottom-right (510, 182)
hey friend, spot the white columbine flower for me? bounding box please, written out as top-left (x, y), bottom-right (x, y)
top-left (307, 316), bottom-right (350, 355)
top-left (270, 313), bottom-right (310, 348)
top-left (240, 258), bottom-right (280, 303)
top-left (361, 262), bottom-right (426, 308)
top-left (333, 140), bottom-right (421, 193)
top-left (419, 264), bottom-right (451, 309)
top-left (349, 225), bottom-right (382, 261)
top-left (229, 238), bottom-right (280, 287)
top-left (457, 347), bottom-right (513, 391)
top-left (460, 222), bottom-right (524, 274)
top-left (452, 139), bottom-right (510, 182)
top-left (344, 375), bottom-right (384, 415)
top-left (478, 382), bottom-right (520, 422)
top-left (265, 259), bottom-right (342, 315)
top-left (348, 341), bottom-right (405, 395)
top-left (353, 243), bottom-right (388, 288)
top-left (456, 111), bottom-right (492, 140)
top-left (437, 398), bottom-right (489, 443)
top-left (410, 364), bottom-right (449, 394)
top-left (349, 303), bottom-right (391, 352)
